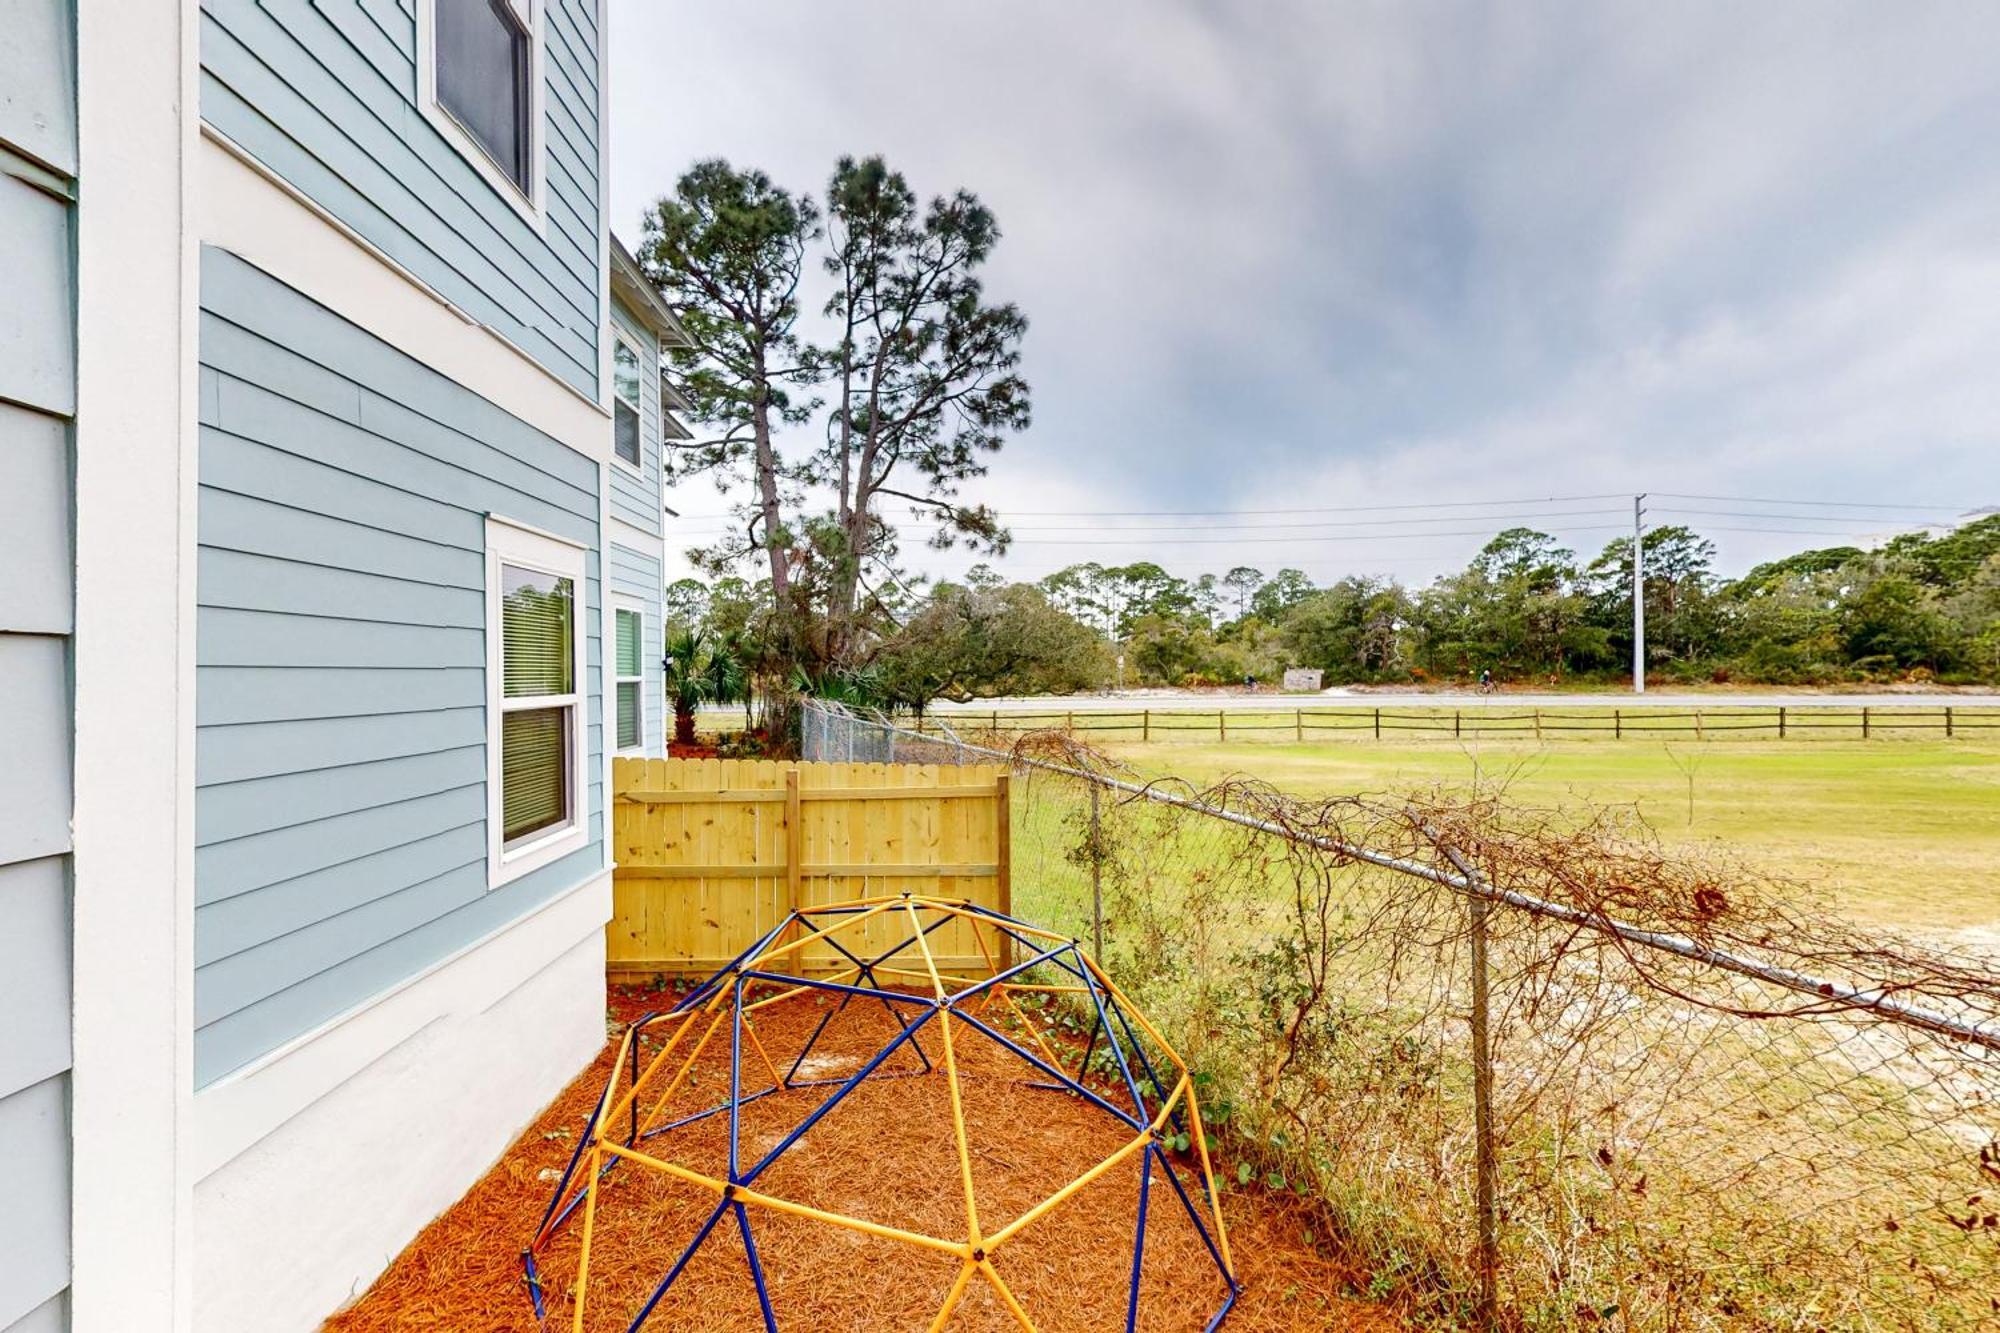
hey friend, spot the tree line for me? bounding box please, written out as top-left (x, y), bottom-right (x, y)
top-left (641, 155), bottom-right (1996, 718)
top-left (669, 514), bottom-right (2000, 712)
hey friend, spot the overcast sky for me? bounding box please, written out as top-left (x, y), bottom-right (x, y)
top-left (610, 2), bottom-right (2000, 590)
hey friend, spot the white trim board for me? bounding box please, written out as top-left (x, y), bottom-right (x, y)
top-left (70, 0), bottom-right (199, 1327)
top-left (194, 131), bottom-right (611, 451)
top-left (188, 866), bottom-right (610, 1182)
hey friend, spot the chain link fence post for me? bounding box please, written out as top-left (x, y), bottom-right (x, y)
top-left (1090, 781), bottom-right (1105, 960)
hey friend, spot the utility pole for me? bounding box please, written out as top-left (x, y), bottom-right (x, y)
top-left (1632, 493), bottom-right (1647, 695)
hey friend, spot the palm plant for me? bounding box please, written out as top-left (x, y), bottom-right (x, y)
top-left (663, 627), bottom-right (748, 746)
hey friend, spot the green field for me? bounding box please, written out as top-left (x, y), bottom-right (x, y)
top-left (1096, 735), bottom-right (2000, 936)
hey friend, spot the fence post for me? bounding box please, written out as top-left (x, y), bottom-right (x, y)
top-left (1614, 707), bottom-right (1621, 740)
top-left (1066, 708), bottom-right (1074, 732)
top-left (1455, 709), bottom-right (1462, 739)
top-left (994, 772), bottom-right (1013, 969)
top-left (992, 709), bottom-right (999, 734)
top-left (1695, 709), bottom-right (1704, 741)
top-left (1295, 709), bottom-right (1303, 742)
top-left (1437, 843), bottom-right (1501, 1331)
top-left (1862, 706), bottom-right (1871, 740)
top-left (784, 770), bottom-right (803, 977)
top-left (1946, 705), bottom-right (1954, 740)
top-left (1533, 708), bottom-right (1541, 742)
top-left (1089, 782), bottom-right (1104, 961)
top-left (1373, 706), bottom-right (1381, 740)
top-left (1142, 709), bottom-right (1150, 743)
top-left (886, 727), bottom-right (896, 764)
top-left (1219, 710), bottom-right (1226, 742)
top-left (1778, 706), bottom-right (1787, 740)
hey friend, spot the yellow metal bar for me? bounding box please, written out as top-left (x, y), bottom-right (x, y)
top-left (739, 1186), bottom-right (969, 1259)
top-left (742, 964), bottom-right (863, 1011)
top-left (611, 974), bottom-right (740, 1132)
top-left (570, 1148), bottom-right (602, 1333)
top-left (927, 1261), bottom-right (979, 1333)
top-left (907, 900), bottom-right (984, 1251)
top-left (742, 1015), bottom-right (787, 1091)
top-left (979, 1259), bottom-right (1038, 1331)
top-left (753, 899), bottom-right (903, 968)
top-left (1185, 1091), bottom-right (1236, 1277)
top-left (624, 1001), bottom-right (733, 1140)
top-left (1076, 952), bottom-right (1190, 1074)
top-left (987, 1079), bottom-right (1187, 1251)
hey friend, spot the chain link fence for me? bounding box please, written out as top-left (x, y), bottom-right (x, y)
top-left (803, 700), bottom-right (2000, 1330)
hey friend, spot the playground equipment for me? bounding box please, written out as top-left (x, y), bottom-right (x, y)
top-left (523, 894), bottom-right (1238, 1330)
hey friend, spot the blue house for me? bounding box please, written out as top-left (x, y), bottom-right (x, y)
top-left (0, 2), bottom-right (682, 1328)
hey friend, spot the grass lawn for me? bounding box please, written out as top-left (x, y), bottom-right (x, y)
top-left (1097, 735), bottom-right (2000, 936)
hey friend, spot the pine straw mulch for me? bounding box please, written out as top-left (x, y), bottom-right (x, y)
top-left (326, 983), bottom-right (1399, 1332)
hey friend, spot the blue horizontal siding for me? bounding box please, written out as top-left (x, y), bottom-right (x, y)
top-left (608, 542), bottom-right (663, 754)
top-left (198, 0), bottom-right (603, 396)
top-left (194, 246), bottom-right (604, 1086)
top-left (608, 299), bottom-right (662, 536)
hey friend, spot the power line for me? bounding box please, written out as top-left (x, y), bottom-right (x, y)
top-left (1651, 493), bottom-right (1969, 512)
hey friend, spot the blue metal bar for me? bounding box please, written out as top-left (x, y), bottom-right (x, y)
top-left (788, 1068), bottom-right (927, 1090)
top-left (728, 975), bottom-right (746, 1182)
top-left (945, 938), bottom-right (1079, 1007)
top-left (626, 1197), bottom-right (732, 1331)
top-left (1204, 1286), bottom-right (1238, 1332)
top-left (1125, 1144), bottom-right (1155, 1333)
top-left (532, 1063), bottom-right (614, 1244)
top-left (784, 988), bottom-right (851, 1085)
top-left (953, 1009), bottom-right (1144, 1131)
top-left (738, 969), bottom-right (935, 1007)
top-left (639, 1086), bottom-right (781, 1143)
top-left (734, 1202), bottom-right (780, 1332)
top-left (547, 1154), bottom-right (621, 1235)
top-left (741, 1009), bottom-right (940, 1185)
top-left (1153, 1143), bottom-right (1236, 1287)
top-left (520, 1250), bottom-right (544, 1319)
top-left (1108, 993), bottom-right (1183, 1135)
top-left (671, 914), bottom-right (800, 1015)
top-left (1075, 948), bottom-right (1148, 1119)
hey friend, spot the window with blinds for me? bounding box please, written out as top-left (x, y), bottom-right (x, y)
top-left (500, 563), bottom-right (574, 846)
top-left (613, 340), bottom-right (642, 467)
top-left (615, 606), bottom-right (643, 751)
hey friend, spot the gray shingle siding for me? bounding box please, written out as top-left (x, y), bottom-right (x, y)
top-left (193, 246), bottom-right (605, 1087)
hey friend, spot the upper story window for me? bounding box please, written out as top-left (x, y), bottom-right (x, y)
top-left (420, 0), bottom-right (545, 224)
top-left (612, 339), bottom-right (643, 470)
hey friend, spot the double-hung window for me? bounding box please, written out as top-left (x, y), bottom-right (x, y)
top-left (486, 518), bottom-right (587, 886)
top-left (420, 0), bottom-right (544, 221)
top-left (614, 603), bottom-right (645, 752)
top-left (612, 339), bottom-right (643, 472)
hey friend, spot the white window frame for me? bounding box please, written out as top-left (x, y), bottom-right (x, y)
top-left (485, 515), bottom-right (589, 889)
top-left (612, 597), bottom-right (647, 755)
top-left (609, 332), bottom-right (646, 479)
top-left (415, 0), bottom-right (548, 230)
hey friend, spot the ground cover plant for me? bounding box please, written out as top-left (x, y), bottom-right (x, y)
top-left (963, 727), bottom-right (2000, 1331)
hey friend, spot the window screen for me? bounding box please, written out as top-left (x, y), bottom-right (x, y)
top-left (500, 562), bottom-right (573, 844)
top-left (436, 0), bottom-right (532, 193)
top-left (615, 608), bottom-right (643, 750)
top-left (613, 342), bottom-right (642, 465)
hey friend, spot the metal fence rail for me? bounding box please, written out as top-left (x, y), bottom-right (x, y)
top-left (802, 699), bottom-right (2000, 1330)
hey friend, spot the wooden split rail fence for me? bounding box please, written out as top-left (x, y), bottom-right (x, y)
top-left (925, 704), bottom-right (2000, 743)
top-left (608, 757), bottom-right (1012, 981)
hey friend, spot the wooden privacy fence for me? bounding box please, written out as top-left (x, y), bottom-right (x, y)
top-left (608, 757), bottom-right (1012, 981)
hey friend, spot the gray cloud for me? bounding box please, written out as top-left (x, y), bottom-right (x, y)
top-left (612, 1), bottom-right (2000, 587)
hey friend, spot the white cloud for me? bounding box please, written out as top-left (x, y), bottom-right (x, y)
top-left (614, 0), bottom-right (2000, 590)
